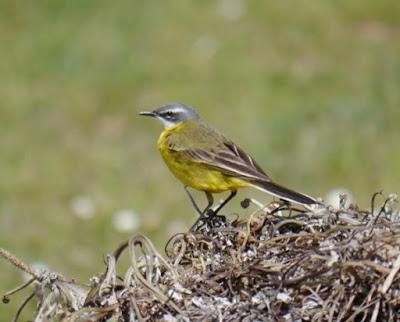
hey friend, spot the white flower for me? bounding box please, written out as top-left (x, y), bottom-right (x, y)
top-left (112, 209), bottom-right (140, 232)
top-left (71, 196), bottom-right (95, 220)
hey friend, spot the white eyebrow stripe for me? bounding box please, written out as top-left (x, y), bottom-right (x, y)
top-left (161, 108), bottom-right (181, 115)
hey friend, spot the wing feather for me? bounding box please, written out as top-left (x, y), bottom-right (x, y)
top-left (175, 140), bottom-right (271, 182)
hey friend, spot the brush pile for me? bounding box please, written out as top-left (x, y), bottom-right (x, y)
top-left (2, 192), bottom-right (400, 321)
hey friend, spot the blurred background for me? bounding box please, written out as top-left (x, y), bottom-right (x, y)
top-left (0, 0), bottom-right (399, 319)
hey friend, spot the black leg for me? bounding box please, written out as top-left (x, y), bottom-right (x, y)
top-left (189, 192), bottom-right (214, 232)
top-left (184, 186), bottom-right (202, 215)
top-left (213, 190), bottom-right (238, 215)
top-left (204, 191), bottom-right (214, 213)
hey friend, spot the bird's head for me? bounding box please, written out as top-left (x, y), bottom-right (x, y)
top-left (139, 102), bottom-right (199, 128)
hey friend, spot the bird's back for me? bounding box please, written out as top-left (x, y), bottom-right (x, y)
top-left (164, 119), bottom-right (227, 151)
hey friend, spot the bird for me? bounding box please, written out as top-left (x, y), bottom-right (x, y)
top-left (139, 102), bottom-right (318, 230)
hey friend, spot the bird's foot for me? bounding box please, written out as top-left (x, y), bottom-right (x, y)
top-left (205, 209), bottom-right (226, 227)
top-left (206, 209), bottom-right (215, 217)
top-left (190, 209), bottom-right (226, 232)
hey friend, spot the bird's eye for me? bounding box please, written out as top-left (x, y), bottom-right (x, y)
top-left (165, 111), bottom-right (173, 118)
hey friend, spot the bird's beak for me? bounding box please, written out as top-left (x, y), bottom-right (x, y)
top-left (139, 111), bottom-right (156, 117)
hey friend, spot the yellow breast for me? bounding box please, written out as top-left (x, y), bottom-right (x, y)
top-left (157, 123), bottom-right (247, 193)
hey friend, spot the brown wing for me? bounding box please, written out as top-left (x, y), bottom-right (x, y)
top-left (181, 140), bottom-right (272, 182)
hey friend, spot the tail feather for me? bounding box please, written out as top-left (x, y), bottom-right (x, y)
top-left (251, 180), bottom-right (317, 206)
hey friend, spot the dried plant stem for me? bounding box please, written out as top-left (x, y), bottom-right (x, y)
top-left (0, 247), bottom-right (41, 280)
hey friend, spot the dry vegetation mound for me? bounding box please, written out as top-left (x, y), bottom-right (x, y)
top-left (1, 192), bottom-right (400, 321)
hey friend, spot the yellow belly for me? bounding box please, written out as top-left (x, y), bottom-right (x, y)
top-left (157, 128), bottom-right (248, 193)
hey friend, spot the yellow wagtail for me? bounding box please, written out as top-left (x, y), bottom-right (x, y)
top-left (140, 103), bottom-right (317, 230)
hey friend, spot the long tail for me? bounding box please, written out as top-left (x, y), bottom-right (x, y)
top-left (250, 179), bottom-right (317, 206)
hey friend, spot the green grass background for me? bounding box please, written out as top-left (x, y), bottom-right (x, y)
top-left (0, 0), bottom-right (399, 319)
